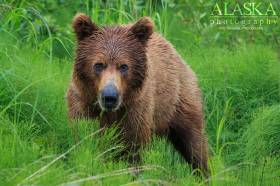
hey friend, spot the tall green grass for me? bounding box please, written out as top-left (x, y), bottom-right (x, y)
top-left (0, 0), bottom-right (280, 185)
top-left (243, 105), bottom-right (280, 161)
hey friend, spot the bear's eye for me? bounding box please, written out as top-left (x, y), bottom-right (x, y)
top-left (119, 64), bottom-right (128, 74)
top-left (93, 63), bottom-right (105, 73)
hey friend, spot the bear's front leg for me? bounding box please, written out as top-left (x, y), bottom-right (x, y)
top-left (120, 106), bottom-right (153, 164)
top-left (168, 102), bottom-right (209, 176)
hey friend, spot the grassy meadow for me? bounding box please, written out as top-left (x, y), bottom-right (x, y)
top-left (0, 0), bottom-right (280, 185)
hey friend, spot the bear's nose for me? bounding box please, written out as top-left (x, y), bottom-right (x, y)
top-left (101, 84), bottom-right (119, 110)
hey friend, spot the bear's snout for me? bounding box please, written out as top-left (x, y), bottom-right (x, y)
top-left (100, 84), bottom-right (120, 111)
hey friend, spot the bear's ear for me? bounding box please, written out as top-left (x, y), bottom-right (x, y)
top-left (72, 13), bottom-right (98, 40)
top-left (129, 17), bottom-right (154, 44)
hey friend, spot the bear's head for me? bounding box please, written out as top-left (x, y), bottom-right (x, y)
top-left (72, 13), bottom-right (153, 112)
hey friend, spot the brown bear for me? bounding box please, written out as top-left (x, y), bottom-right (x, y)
top-left (67, 13), bottom-right (208, 174)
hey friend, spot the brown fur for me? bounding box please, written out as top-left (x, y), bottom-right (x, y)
top-left (67, 13), bottom-right (208, 174)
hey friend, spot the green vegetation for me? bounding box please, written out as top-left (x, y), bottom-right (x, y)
top-left (0, 0), bottom-right (280, 185)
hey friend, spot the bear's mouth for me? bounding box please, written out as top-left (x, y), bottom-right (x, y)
top-left (98, 94), bottom-right (122, 112)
